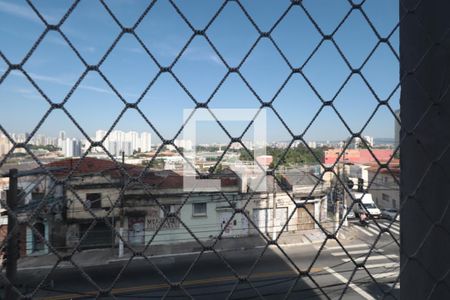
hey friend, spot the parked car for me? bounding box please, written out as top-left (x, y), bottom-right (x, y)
top-left (381, 208), bottom-right (400, 221)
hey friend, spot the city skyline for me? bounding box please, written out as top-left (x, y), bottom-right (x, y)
top-left (0, 129), bottom-right (389, 147)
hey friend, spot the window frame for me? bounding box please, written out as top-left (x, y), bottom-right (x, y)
top-left (192, 202), bottom-right (207, 217)
top-left (86, 193), bottom-right (102, 209)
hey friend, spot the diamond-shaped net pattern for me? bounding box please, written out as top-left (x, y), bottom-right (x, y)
top-left (0, 0), bottom-right (437, 299)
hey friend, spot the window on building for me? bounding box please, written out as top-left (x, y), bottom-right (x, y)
top-left (383, 176), bottom-right (389, 184)
top-left (382, 193), bottom-right (390, 201)
top-left (32, 192), bottom-right (45, 202)
top-left (86, 193), bottom-right (102, 209)
top-left (193, 203), bottom-right (207, 217)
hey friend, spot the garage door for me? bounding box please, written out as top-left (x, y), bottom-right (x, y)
top-left (218, 211), bottom-right (234, 237)
top-left (297, 204), bottom-right (315, 230)
top-left (253, 208), bottom-right (268, 235)
top-left (79, 221), bottom-right (114, 249)
top-left (253, 208), bottom-right (288, 235)
top-left (275, 207), bottom-right (288, 232)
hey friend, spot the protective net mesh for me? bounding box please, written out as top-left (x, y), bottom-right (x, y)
top-left (0, 0), bottom-right (423, 299)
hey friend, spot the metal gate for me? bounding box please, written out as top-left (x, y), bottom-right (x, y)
top-left (79, 221), bottom-right (114, 249)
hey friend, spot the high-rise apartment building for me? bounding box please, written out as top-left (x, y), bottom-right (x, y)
top-left (94, 130), bottom-right (152, 156)
top-left (174, 139), bottom-right (193, 151)
top-left (61, 138), bottom-right (82, 157)
top-left (59, 131), bottom-right (66, 141)
top-left (0, 134), bottom-right (12, 157)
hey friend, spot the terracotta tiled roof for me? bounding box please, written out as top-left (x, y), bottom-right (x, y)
top-left (324, 149), bottom-right (395, 164)
top-left (44, 157), bottom-right (140, 176)
top-left (42, 158), bottom-right (240, 189)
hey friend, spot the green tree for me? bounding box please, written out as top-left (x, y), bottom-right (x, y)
top-left (239, 145), bottom-right (325, 166)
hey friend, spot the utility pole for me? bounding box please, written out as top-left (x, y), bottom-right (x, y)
top-left (342, 150), bottom-right (349, 227)
top-left (0, 166), bottom-right (66, 298)
top-left (118, 152), bottom-right (125, 257)
top-left (5, 168), bottom-right (18, 300)
top-left (334, 146), bottom-right (350, 233)
top-left (334, 160), bottom-right (340, 235)
top-left (271, 173), bottom-right (277, 241)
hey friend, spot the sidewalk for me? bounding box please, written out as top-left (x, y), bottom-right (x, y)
top-left (17, 228), bottom-right (343, 271)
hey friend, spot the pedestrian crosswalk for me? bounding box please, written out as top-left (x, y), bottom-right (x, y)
top-left (328, 243), bottom-right (399, 280)
top-left (324, 242), bottom-right (400, 299)
top-left (342, 254), bottom-right (398, 262)
top-left (331, 249), bottom-right (384, 256)
top-left (354, 225), bottom-right (374, 236)
top-left (350, 220), bottom-right (400, 237)
top-left (379, 222), bottom-right (400, 235)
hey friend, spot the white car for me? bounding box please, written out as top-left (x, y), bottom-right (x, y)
top-left (381, 208), bottom-right (400, 221)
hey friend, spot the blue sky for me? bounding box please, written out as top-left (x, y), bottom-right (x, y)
top-left (0, 0), bottom-right (399, 144)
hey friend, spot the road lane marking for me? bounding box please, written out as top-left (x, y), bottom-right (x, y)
top-left (364, 262), bottom-right (398, 269)
top-left (324, 267), bottom-right (375, 300)
top-left (372, 271), bottom-right (399, 279)
top-left (326, 243), bottom-right (368, 250)
top-left (354, 225), bottom-right (374, 236)
top-left (331, 249), bottom-right (384, 257)
top-left (366, 226), bottom-right (379, 235)
top-left (378, 223), bottom-right (400, 235)
top-left (390, 223), bottom-right (400, 230)
top-left (342, 254), bottom-right (398, 262)
top-left (389, 228), bottom-right (400, 235)
top-left (40, 268), bottom-right (322, 300)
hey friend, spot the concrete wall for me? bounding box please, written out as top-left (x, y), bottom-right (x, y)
top-left (119, 193), bottom-right (242, 246)
top-left (66, 176), bottom-right (122, 220)
top-left (368, 170), bottom-right (399, 209)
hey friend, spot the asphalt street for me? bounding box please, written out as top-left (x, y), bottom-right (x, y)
top-left (2, 219), bottom-right (400, 299)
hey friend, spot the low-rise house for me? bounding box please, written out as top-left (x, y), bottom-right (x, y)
top-left (10, 158), bottom-right (331, 256)
top-left (246, 169), bottom-right (329, 239)
top-left (367, 164), bottom-right (400, 209)
top-left (36, 158), bottom-right (242, 251)
top-left (327, 161), bottom-right (400, 210)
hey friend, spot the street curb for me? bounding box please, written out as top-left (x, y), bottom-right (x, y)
top-left (15, 240), bottom-right (321, 271)
top-left (14, 230), bottom-right (351, 272)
